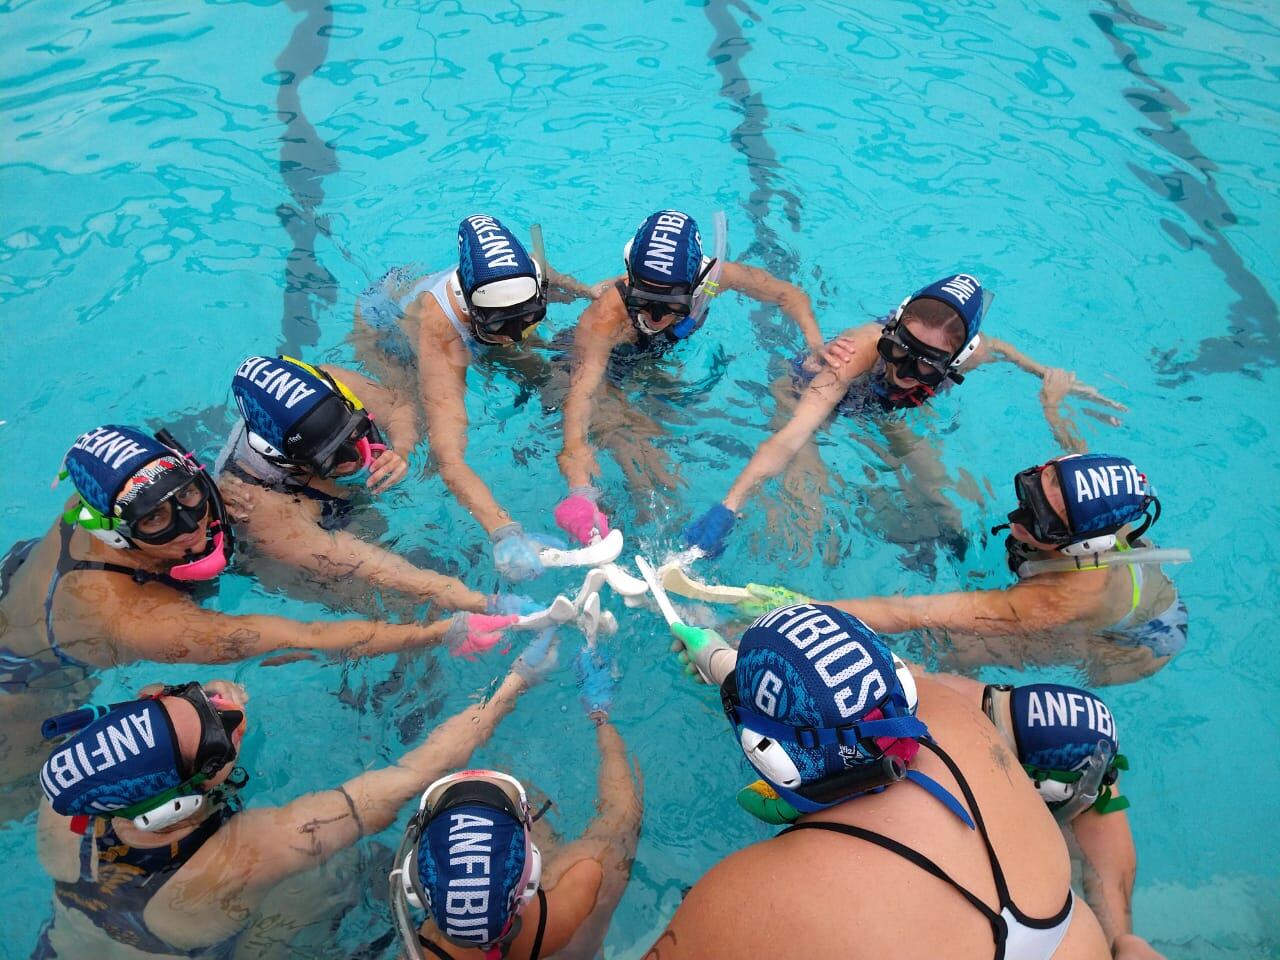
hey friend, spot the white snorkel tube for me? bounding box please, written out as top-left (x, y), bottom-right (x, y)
top-left (1048, 739), bottom-right (1115, 825)
top-left (688, 210), bottom-right (728, 328)
top-left (1018, 547), bottom-right (1192, 579)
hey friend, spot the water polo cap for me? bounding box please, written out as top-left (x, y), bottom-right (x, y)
top-left (391, 770), bottom-right (543, 960)
top-left (457, 214), bottom-right (547, 345)
top-left (622, 210), bottom-right (715, 338)
top-left (40, 682), bottom-right (243, 833)
top-left (994, 453), bottom-right (1159, 557)
top-left (878, 273), bottom-right (990, 386)
top-left (983, 683), bottom-right (1129, 822)
top-left (721, 603), bottom-right (973, 826)
top-left (232, 355), bottom-right (386, 478)
top-left (60, 426), bottom-right (234, 580)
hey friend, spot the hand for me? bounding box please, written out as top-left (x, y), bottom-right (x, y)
top-left (682, 503), bottom-right (736, 558)
top-left (487, 593), bottom-right (541, 616)
top-left (490, 523), bottom-right (560, 582)
top-left (366, 449), bottom-right (408, 494)
top-left (1112, 934), bottom-right (1166, 960)
top-left (821, 334), bottom-right (858, 370)
top-left (553, 486), bottom-right (611, 546)
top-left (1040, 367), bottom-right (1077, 408)
top-left (444, 613), bottom-right (519, 658)
top-left (575, 645), bottom-right (615, 719)
top-left (737, 583), bottom-right (812, 619)
top-left (589, 279), bottom-right (614, 301)
top-left (513, 627), bottom-right (560, 684)
top-left (669, 622), bottom-right (733, 684)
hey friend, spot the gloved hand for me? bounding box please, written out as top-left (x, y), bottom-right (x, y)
top-left (444, 613), bottom-right (519, 658)
top-left (575, 645), bottom-right (615, 719)
top-left (736, 583), bottom-right (812, 618)
top-left (682, 503), bottom-right (736, 558)
top-left (490, 523), bottom-right (560, 582)
top-left (669, 623), bottom-right (735, 685)
top-left (486, 593), bottom-right (540, 617)
top-left (513, 627), bottom-right (560, 684)
top-left (553, 486), bottom-right (611, 546)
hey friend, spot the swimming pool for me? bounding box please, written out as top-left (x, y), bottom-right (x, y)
top-left (2, 0), bottom-right (1278, 956)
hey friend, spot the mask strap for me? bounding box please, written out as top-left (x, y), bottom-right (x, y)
top-left (1126, 497), bottom-right (1159, 545)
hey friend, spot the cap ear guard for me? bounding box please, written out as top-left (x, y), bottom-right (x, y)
top-left (64, 502), bottom-right (133, 550)
top-left (1061, 533), bottom-right (1118, 556)
top-left (740, 728), bottom-right (803, 788)
top-left (132, 793), bottom-right (205, 832)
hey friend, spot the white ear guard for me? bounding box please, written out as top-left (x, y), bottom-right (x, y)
top-left (245, 429), bottom-right (290, 465)
top-left (76, 506), bottom-right (134, 550)
top-left (1030, 777), bottom-right (1075, 805)
top-left (133, 794), bottom-right (205, 832)
top-left (518, 842), bottom-right (542, 911)
top-left (740, 727), bottom-right (803, 788)
top-left (1062, 534), bottom-right (1118, 556)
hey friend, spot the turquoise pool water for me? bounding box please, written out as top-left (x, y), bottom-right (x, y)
top-left (2, 1), bottom-right (1278, 957)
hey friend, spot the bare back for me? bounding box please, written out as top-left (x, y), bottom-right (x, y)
top-left (650, 678), bottom-right (1109, 960)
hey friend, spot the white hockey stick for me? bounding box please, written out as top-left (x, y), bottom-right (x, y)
top-left (514, 595), bottom-right (577, 630)
top-left (539, 529), bottom-right (624, 568)
top-left (658, 563), bottom-right (750, 604)
top-left (635, 555), bottom-right (683, 627)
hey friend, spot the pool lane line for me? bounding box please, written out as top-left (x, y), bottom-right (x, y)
top-left (274, 0), bottom-right (340, 357)
top-left (1091, 1), bottom-right (1279, 383)
top-left (704, 0), bottom-right (808, 356)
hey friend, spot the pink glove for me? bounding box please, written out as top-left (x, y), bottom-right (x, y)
top-left (553, 486), bottom-right (610, 546)
top-left (444, 613), bottom-right (519, 658)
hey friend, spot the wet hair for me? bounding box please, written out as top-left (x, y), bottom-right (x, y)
top-left (902, 298), bottom-right (966, 353)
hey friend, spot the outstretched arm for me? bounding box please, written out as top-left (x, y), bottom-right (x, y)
top-left (546, 262), bottom-right (603, 302)
top-left (718, 261), bottom-right (823, 354)
top-left (232, 668), bottom-right (535, 892)
top-left (420, 334), bottom-right (511, 534)
top-left (722, 325), bottom-right (879, 512)
top-left (824, 575), bottom-right (1100, 637)
top-left (533, 720), bottom-right (643, 960)
top-left (90, 581), bottom-right (450, 666)
top-left (558, 301), bottom-right (620, 489)
top-left (979, 336), bottom-right (1125, 409)
top-left (224, 480), bottom-right (488, 612)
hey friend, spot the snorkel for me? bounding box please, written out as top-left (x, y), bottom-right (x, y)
top-left (155, 430), bottom-right (233, 581)
top-left (676, 209), bottom-right (728, 337)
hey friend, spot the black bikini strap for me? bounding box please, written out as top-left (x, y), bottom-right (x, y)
top-left (529, 886), bottom-right (548, 960)
top-left (916, 738), bottom-right (1010, 905)
top-left (783, 820), bottom-right (1006, 938)
top-left (417, 934), bottom-right (454, 960)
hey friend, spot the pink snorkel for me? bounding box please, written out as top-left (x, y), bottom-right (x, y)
top-left (168, 525), bottom-right (229, 581)
top-left (354, 435), bottom-right (387, 471)
top-left (152, 432), bottom-right (235, 582)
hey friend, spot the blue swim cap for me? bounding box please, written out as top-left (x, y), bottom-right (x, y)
top-left (626, 210), bottom-right (703, 288)
top-left (417, 801), bottom-right (529, 949)
top-left (39, 699), bottom-right (182, 818)
top-left (1009, 683), bottom-right (1120, 773)
top-left (725, 604), bottom-right (933, 817)
top-left (457, 214), bottom-right (540, 307)
top-left (231, 356), bottom-right (333, 451)
top-left (904, 273), bottom-right (987, 346)
top-left (1054, 454), bottom-right (1152, 539)
top-left (63, 426), bottom-right (174, 517)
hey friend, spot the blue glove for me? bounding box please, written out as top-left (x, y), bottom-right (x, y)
top-left (575, 645), bottom-right (615, 719)
top-left (490, 523), bottom-right (561, 582)
top-left (682, 503), bottom-right (736, 558)
top-left (487, 593), bottom-right (541, 616)
top-left (513, 627), bottom-right (559, 684)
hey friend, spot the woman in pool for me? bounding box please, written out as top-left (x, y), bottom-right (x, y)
top-left (217, 353), bottom-right (533, 618)
top-left (743, 452), bottom-right (1186, 686)
top-left (390, 646), bottom-right (642, 960)
top-left (354, 214), bottom-right (594, 582)
top-left (0, 425), bottom-right (518, 817)
top-left (679, 273), bottom-right (1124, 562)
top-left (553, 209), bottom-right (824, 547)
top-left (649, 602), bottom-right (1111, 959)
top-left (668, 622), bottom-right (1163, 959)
top-left (32, 630), bottom-right (560, 958)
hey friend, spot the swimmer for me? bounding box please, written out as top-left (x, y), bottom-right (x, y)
top-left (742, 453), bottom-right (1186, 686)
top-left (391, 646), bottom-right (642, 960)
top-left (554, 209), bottom-right (823, 545)
top-left (0, 426), bottom-right (517, 815)
top-left (680, 273), bottom-right (1123, 561)
top-left (32, 630), bottom-right (560, 958)
top-left (217, 354), bottom-right (526, 616)
top-left (372, 215), bottom-right (587, 581)
top-left (670, 622), bottom-right (1162, 959)
top-left (647, 602), bottom-right (1111, 959)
